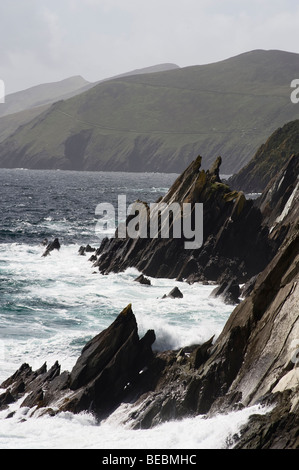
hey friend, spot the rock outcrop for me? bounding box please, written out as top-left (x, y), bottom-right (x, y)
top-left (94, 154), bottom-right (298, 289)
top-left (0, 305), bottom-right (156, 420)
top-left (210, 279), bottom-right (240, 305)
top-left (229, 120), bottom-right (299, 193)
top-left (42, 238), bottom-right (61, 257)
top-left (134, 274), bottom-right (151, 286)
top-left (94, 155), bottom-right (275, 284)
top-left (1, 154), bottom-right (298, 449)
top-left (162, 287), bottom-right (184, 299)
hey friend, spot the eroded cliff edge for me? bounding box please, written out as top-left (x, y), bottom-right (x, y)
top-left (0, 154), bottom-right (298, 449)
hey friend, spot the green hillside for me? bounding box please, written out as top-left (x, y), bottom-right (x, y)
top-left (228, 119), bottom-right (299, 192)
top-left (0, 49), bottom-right (299, 173)
top-left (0, 64), bottom-right (178, 144)
top-left (0, 105), bottom-right (49, 143)
top-left (0, 76), bottom-right (90, 118)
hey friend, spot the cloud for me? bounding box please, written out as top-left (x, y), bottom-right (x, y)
top-left (1, 0), bottom-right (299, 93)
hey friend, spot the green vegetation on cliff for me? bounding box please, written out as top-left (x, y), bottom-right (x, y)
top-left (229, 119), bottom-right (299, 192)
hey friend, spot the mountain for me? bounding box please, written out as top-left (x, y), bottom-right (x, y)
top-left (0, 105), bottom-right (49, 143)
top-left (0, 75), bottom-right (90, 118)
top-left (0, 65), bottom-right (179, 144)
top-left (99, 63), bottom-right (180, 81)
top-left (228, 119), bottom-right (299, 192)
top-left (0, 49), bottom-right (299, 173)
top-left (0, 76), bottom-right (91, 144)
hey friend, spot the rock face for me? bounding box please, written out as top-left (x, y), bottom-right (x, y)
top-left (229, 120), bottom-right (299, 193)
top-left (42, 238), bottom-right (61, 257)
top-left (134, 274), bottom-right (151, 285)
top-left (0, 305), bottom-right (156, 420)
top-left (162, 287), bottom-right (184, 299)
top-left (95, 155), bottom-right (276, 284)
top-left (210, 279), bottom-right (240, 305)
top-left (94, 154), bottom-right (299, 289)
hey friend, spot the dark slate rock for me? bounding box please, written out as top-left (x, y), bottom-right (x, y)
top-left (162, 287), bottom-right (183, 299)
top-left (134, 274), bottom-right (151, 285)
top-left (211, 279), bottom-right (240, 304)
top-left (42, 238), bottom-right (61, 257)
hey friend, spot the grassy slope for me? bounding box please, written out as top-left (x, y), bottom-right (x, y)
top-left (0, 76), bottom-right (89, 118)
top-left (0, 65), bottom-right (178, 144)
top-left (0, 105), bottom-right (50, 143)
top-left (228, 119), bottom-right (299, 192)
top-left (1, 50), bottom-right (299, 173)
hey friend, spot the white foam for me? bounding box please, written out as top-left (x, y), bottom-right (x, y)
top-left (0, 403), bottom-right (269, 449)
top-left (0, 242), bottom-right (241, 450)
top-left (0, 243), bottom-right (233, 382)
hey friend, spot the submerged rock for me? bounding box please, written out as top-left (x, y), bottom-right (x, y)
top-left (134, 274), bottom-right (151, 285)
top-left (78, 244), bottom-right (96, 256)
top-left (162, 287), bottom-right (184, 299)
top-left (210, 279), bottom-right (240, 304)
top-left (42, 238), bottom-right (60, 257)
top-left (0, 305), bottom-right (156, 420)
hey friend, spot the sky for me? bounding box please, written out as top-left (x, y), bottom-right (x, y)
top-left (1, 0), bottom-right (299, 94)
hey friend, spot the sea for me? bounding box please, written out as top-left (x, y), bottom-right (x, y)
top-left (0, 168), bottom-right (268, 449)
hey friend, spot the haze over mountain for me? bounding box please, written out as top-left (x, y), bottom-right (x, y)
top-left (0, 63), bottom-right (179, 144)
top-left (0, 76), bottom-right (90, 144)
top-left (0, 76), bottom-right (90, 118)
top-left (0, 50), bottom-right (298, 174)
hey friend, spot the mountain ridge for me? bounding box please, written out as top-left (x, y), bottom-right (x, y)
top-left (0, 49), bottom-right (299, 173)
top-left (0, 75), bottom-right (90, 118)
top-left (0, 64), bottom-right (180, 143)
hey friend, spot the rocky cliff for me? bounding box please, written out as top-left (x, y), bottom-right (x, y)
top-left (0, 154), bottom-right (298, 449)
top-left (94, 154), bottom-right (298, 287)
top-left (228, 120), bottom-right (299, 193)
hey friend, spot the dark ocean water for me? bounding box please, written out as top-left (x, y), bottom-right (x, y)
top-left (0, 169), bottom-right (178, 245)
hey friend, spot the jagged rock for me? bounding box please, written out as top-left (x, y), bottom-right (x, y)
top-left (0, 390), bottom-right (15, 411)
top-left (240, 275), bottom-right (258, 297)
top-left (190, 336), bottom-right (214, 369)
top-left (78, 244), bottom-right (96, 256)
top-left (134, 274), bottom-right (151, 285)
top-left (65, 305), bottom-right (156, 417)
top-left (95, 155), bottom-right (274, 284)
top-left (232, 391), bottom-right (299, 449)
top-left (210, 279), bottom-right (240, 304)
top-left (0, 305), bottom-right (156, 420)
top-left (78, 246), bottom-right (86, 256)
top-left (42, 238), bottom-right (60, 257)
top-left (162, 287), bottom-right (183, 299)
top-left (85, 245), bottom-right (96, 253)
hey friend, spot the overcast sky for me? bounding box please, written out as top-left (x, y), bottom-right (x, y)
top-left (1, 0), bottom-right (299, 94)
